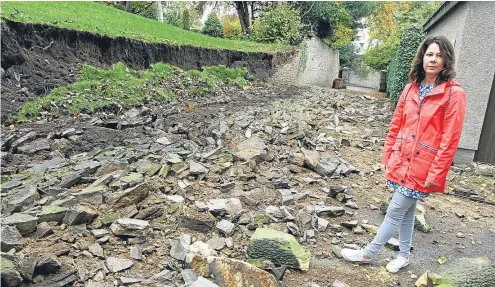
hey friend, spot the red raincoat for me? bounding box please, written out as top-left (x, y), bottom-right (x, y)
top-left (382, 80), bottom-right (467, 193)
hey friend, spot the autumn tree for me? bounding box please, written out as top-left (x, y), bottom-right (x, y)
top-left (364, 1), bottom-right (441, 70)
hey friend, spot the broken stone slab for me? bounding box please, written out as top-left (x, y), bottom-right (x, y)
top-left (272, 178), bottom-right (290, 189)
top-left (1, 225), bottom-right (23, 252)
top-left (90, 229), bottom-right (109, 238)
top-left (110, 218), bottom-right (150, 237)
top-left (247, 228), bottom-right (310, 271)
top-left (1, 180), bottom-right (23, 193)
top-left (141, 269), bottom-right (176, 285)
top-left (340, 220), bottom-right (359, 228)
top-left (207, 198), bottom-right (243, 217)
top-left (301, 148), bottom-right (320, 169)
top-left (5, 185), bottom-right (40, 213)
top-left (130, 245), bottom-right (143, 260)
top-left (106, 257), bottom-right (133, 273)
top-left (216, 220), bottom-right (235, 237)
top-left (73, 161), bottom-right (101, 172)
top-left (181, 208), bottom-right (216, 233)
top-left (71, 186), bottom-right (104, 205)
top-left (106, 183), bottom-right (149, 208)
top-left (317, 217), bottom-right (329, 232)
top-left (415, 203), bottom-right (431, 233)
top-left (189, 161), bottom-right (208, 175)
top-left (286, 222), bottom-right (300, 236)
top-left (1, 268), bottom-right (23, 287)
top-left (117, 277), bottom-right (143, 285)
top-left (2, 213), bottom-right (38, 235)
top-left (10, 131), bottom-right (37, 151)
top-left (63, 207), bottom-right (97, 226)
top-left (156, 137), bottom-right (172, 146)
top-left (265, 205), bottom-right (284, 219)
top-left (18, 252), bottom-right (39, 281)
top-left (234, 137), bottom-right (270, 162)
top-left (1, 133), bottom-right (17, 151)
top-left (207, 236), bottom-right (226, 251)
top-left (190, 276), bottom-right (220, 287)
top-left (182, 269), bottom-right (198, 286)
top-left (35, 255), bottom-right (61, 275)
top-left (314, 155), bottom-right (340, 177)
top-left (134, 206), bottom-right (163, 221)
top-left (210, 257), bottom-right (278, 287)
top-left (165, 195), bottom-right (185, 204)
top-left (33, 222), bottom-right (53, 238)
top-left (170, 234), bottom-right (191, 262)
top-left (88, 243), bottom-right (104, 258)
top-left (311, 205), bottom-right (345, 218)
top-left (38, 205), bottom-right (67, 224)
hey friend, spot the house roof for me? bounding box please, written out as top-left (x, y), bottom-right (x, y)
top-left (423, 1), bottom-right (462, 32)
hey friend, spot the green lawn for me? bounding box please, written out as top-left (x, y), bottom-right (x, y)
top-left (1, 1), bottom-right (291, 53)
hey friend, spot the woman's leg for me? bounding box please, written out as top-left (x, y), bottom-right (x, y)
top-left (364, 191), bottom-right (417, 259)
top-left (398, 200), bottom-right (417, 258)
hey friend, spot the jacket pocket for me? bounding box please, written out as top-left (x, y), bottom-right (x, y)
top-left (410, 142), bottom-right (438, 181)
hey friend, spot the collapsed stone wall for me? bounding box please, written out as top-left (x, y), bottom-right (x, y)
top-left (0, 20), bottom-right (294, 121)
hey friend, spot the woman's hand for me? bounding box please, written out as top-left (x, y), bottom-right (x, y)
top-left (425, 180), bottom-right (437, 188)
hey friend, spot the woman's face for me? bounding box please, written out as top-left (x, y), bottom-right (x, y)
top-left (423, 43), bottom-right (445, 79)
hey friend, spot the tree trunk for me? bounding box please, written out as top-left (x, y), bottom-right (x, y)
top-left (156, 1), bottom-right (164, 22)
top-left (234, 1), bottom-right (250, 34)
top-left (125, 1), bottom-right (132, 12)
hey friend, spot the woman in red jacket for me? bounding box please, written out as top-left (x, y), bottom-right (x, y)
top-left (341, 35), bottom-right (467, 273)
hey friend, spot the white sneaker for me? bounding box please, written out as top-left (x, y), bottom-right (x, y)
top-left (386, 256), bottom-right (409, 273)
top-left (341, 249), bottom-right (372, 264)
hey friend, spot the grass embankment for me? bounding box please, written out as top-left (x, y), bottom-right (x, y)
top-left (1, 1), bottom-right (290, 53)
top-left (18, 63), bottom-right (253, 122)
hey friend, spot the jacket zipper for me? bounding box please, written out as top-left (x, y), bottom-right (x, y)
top-left (418, 142), bottom-right (438, 152)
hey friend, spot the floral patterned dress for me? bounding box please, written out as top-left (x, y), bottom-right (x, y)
top-left (386, 83), bottom-right (436, 200)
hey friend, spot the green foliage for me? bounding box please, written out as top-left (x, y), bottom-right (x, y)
top-left (363, 40), bottom-right (399, 71)
top-left (251, 4), bottom-right (302, 45)
top-left (1, 2), bottom-right (290, 53)
top-left (338, 42), bottom-right (359, 68)
top-left (364, 1), bottom-right (441, 70)
top-left (202, 12), bottom-right (223, 38)
top-left (181, 9), bottom-right (190, 30)
top-left (223, 17), bottom-right (242, 40)
top-left (386, 24), bottom-right (425, 103)
top-left (291, 1), bottom-right (371, 48)
top-left (17, 63), bottom-right (251, 122)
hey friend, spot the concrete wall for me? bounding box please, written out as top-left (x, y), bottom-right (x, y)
top-left (347, 69), bottom-right (381, 90)
top-left (272, 37), bottom-right (339, 87)
top-left (426, 2), bottom-right (495, 160)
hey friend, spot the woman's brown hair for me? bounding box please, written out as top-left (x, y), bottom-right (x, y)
top-left (408, 35), bottom-right (456, 85)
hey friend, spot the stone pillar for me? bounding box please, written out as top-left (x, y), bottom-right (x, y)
top-left (379, 70), bottom-right (387, 92)
top-left (341, 67), bottom-right (351, 87)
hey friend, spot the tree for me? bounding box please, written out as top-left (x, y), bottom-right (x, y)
top-left (203, 12), bottom-right (223, 38)
top-left (125, 1), bottom-right (132, 12)
top-left (156, 1), bottom-right (163, 22)
top-left (234, 1), bottom-right (251, 34)
top-left (364, 1), bottom-right (441, 70)
top-left (289, 1), bottom-right (372, 48)
top-left (251, 4), bottom-right (302, 45)
top-left (182, 9), bottom-right (191, 30)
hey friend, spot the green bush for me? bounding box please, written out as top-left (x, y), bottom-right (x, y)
top-left (364, 40), bottom-right (399, 71)
top-left (386, 24), bottom-right (424, 103)
top-left (223, 18), bottom-right (243, 40)
top-left (202, 12), bottom-right (223, 38)
top-left (251, 4), bottom-right (302, 45)
top-left (181, 9), bottom-right (191, 30)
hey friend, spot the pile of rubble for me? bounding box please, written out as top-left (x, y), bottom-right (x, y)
top-left (1, 86), bottom-right (492, 287)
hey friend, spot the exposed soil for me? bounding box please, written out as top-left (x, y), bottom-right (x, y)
top-left (0, 20), bottom-right (294, 121)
